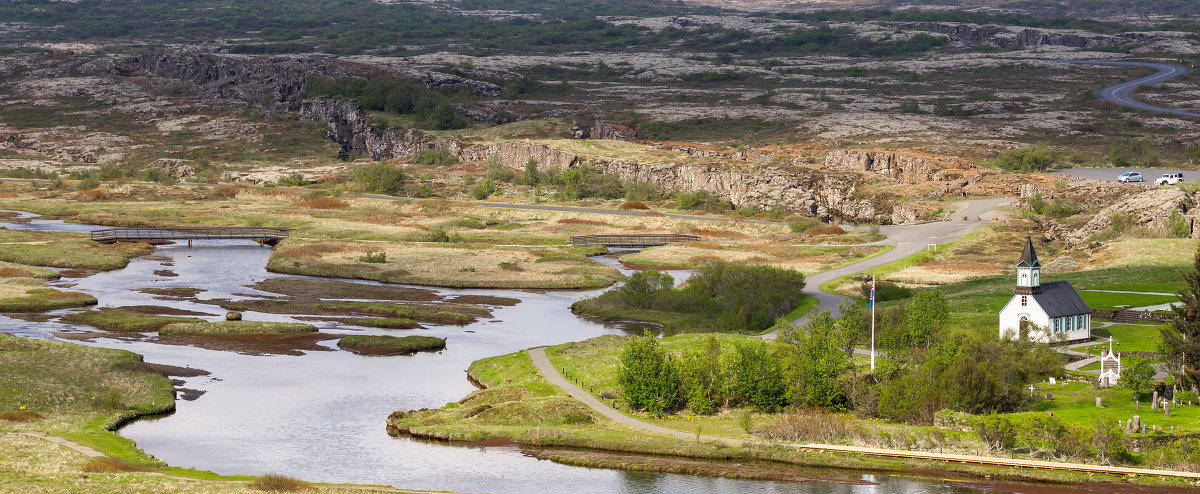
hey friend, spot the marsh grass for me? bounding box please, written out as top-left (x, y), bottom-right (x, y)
top-left (159, 321), bottom-right (317, 336)
top-left (0, 229), bottom-right (153, 270)
top-left (336, 335), bottom-right (446, 355)
top-left (250, 473), bottom-right (312, 492)
top-left (60, 307), bottom-right (205, 332)
top-left (80, 457), bottom-right (148, 473)
top-left (0, 410), bottom-right (44, 422)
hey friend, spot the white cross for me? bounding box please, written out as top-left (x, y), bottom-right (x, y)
top-left (1030, 384), bottom-right (1036, 397)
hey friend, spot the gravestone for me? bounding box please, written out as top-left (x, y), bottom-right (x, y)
top-left (1152, 391), bottom-right (1159, 410)
top-left (1142, 423), bottom-right (1147, 434)
top-left (1045, 393), bottom-right (1053, 400)
top-left (1096, 397), bottom-right (1103, 407)
top-left (1132, 415), bottom-right (1141, 433)
top-left (1049, 377), bottom-right (1057, 385)
top-left (1164, 401), bottom-right (1171, 418)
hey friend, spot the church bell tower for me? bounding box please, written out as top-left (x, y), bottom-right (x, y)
top-left (1015, 236), bottom-right (1041, 295)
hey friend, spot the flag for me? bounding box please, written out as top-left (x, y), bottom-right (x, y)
top-left (869, 279), bottom-right (875, 309)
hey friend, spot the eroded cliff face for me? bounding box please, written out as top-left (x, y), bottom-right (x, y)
top-left (299, 98), bottom-right (995, 224)
top-left (114, 53), bottom-right (313, 111)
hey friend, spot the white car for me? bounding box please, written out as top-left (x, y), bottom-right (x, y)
top-left (1117, 172), bottom-right (1144, 183)
top-left (1155, 173), bottom-right (1184, 185)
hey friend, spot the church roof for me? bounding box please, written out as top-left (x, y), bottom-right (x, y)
top-left (1032, 280), bottom-right (1092, 317)
top-left (1016, 236), bottom-right (1041, 268)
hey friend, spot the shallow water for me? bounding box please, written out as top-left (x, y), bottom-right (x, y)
top-left (0, 214), bottom-right (1119, 493)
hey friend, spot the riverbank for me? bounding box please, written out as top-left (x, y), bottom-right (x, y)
top-left (388, 341), bottom-right (1199, 489)
top-left (0, 334), bottom-right (431, 493)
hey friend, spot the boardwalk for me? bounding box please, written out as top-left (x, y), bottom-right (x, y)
top-left (90, 227), bottom-right (289, 244)
top-left (569, 234), bottom-right (700, 248)
top-left (528, 347), bottom-right (1200, 481)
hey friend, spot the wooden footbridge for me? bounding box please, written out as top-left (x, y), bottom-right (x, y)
top-left (90, 227), bottom-right (289, 245)
top-left (569, 234), bottom-right (700, 248)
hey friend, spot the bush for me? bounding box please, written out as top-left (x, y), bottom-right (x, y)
top-left (277, 173), bottom-right (309, 187)
top-left (352, 162), bottom-right (405, 194)
top-left (414, 149), bottom-right (459, 166)
top-left (974, 414), bottom-right (1017, 453)
top-left (861, 280), bottom-right (911, 302)
top-left (992, 145), bottom-right (1056, 172)
top-left (1169, 209), bottom-right (1191, 238)
top-left (359, 251), bottom-right (387, 263)
top-left (1106, 139), bottom-right (1158, 167)
top-left (899, 99), bottom-right (921, 113)
top-left (619, 200), bottom-right (648, 210)
top-left (674, 190), bottom-right (731, 212)
top-left (1177, 390), bottom-right (1199, 405)
top-left (787, 216), bottom-right (819, 233)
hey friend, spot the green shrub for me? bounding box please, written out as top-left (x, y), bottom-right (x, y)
top-left (898, 99), bottom-right (921, 113)
top-left (787, 216), bottom-right (819, 233)
top-left (1169, 209), bottom-right (1191, 238)
top-left (992, 145), bottom-right (1056, 172)
top-left (359, 251), bottom-right (387, 263)
top-left (414, 149), bottom-right (459, 166)
top-left (352, 162), bottom-right (405, 194)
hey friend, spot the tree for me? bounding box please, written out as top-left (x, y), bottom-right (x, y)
top-left (679, 336), bottom-right (723, 415)
top-left (1121, 355), bottom-right (1155, 402)
top-left (1161, 241), bottom-right (1200, 393)
top-left (728, 340), bottom-right (788, 412)
top-left (617, 270), bottom-right (673, 309)
top-left (618, 333), bottom-right (682, 414)
top-left (904, 290), bottom-right (949, 348)
top-left (780, 310), bottom-right (851, 409)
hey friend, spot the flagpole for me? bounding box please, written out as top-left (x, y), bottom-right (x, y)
top-left (870, 275), bottom-right (876, 372)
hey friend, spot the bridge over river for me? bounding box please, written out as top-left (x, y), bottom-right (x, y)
top-left (569, 234), bottom-right (700, 248)
top-left (90, 227), bottom-right (289, 245)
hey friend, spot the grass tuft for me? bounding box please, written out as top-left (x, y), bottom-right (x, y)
top-left (0, 410), bottom-right (44, 422)
top-left (250, 473), bottom-right (311, 492)
top-left (80, 457), bottom-right (147, 473)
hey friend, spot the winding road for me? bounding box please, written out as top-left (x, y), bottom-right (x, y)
top-left (1058, 60), bottom-right (1199, 117)
top-left (762, 197), bottom-right (1011, 339)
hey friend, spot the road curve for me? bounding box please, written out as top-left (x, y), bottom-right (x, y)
top-left (527, 347), bottom-right (1200, 480)
top-left (1056, 60), bottom-right (1200, 117)
top-left (761, 198), bottom-right (1011, 339)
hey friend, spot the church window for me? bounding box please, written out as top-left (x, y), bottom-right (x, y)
top-left (1054, 318), bottom-right (1060, 332)
top-left (1020, 295), bottom-right (1027, 306)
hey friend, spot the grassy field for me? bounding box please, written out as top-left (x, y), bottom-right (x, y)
top-left (1014, 381), bottom-right (1200, 434)
top-left (1092, 324), bottom-right (1164, 354)
top-left (389, 341), bottom-right (1196, 487)
top-left (0, 276), bottom-right (97, 312)
top-left (1078, 291), bottom-right (1179, 310)
top-left (0, 229), bottom-right (152, 270)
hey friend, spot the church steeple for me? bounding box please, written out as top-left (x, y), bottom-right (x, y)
top-left (1015, 236), bottom-right (1041, 295)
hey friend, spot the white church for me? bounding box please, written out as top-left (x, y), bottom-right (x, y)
top-left (998, 237), bottom-right (1093, 343)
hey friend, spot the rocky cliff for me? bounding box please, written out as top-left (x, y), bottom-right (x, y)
top-left (114, 53), bottom-right (313, 111)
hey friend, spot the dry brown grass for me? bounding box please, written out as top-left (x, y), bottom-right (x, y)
top-left (805, 225), bottom-right (846, 236)
top-left (0, 267), bottom-right (36, 277)
top-left (0, 410), bottom-right (43, 422)
top-left (75, 189), bottom-right (106, 202)
top-left (80, 457), bottom-right (147, 473)
top-left (687, 255), bottom-right (723, 265)
top-left (214, 185), bottom-right (239, 198)
top-left (250, 473), bottom-right (312, 492)
top-left (295, 195), bottom-right (348, 209)
top-left (619, 200), bottom-right (648, 210)
top-left (557, 218), bottom-right (606, 226)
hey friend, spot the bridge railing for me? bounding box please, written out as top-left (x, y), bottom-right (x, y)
top-left (569, 234), bottom-right (701, 247)
top-left (90, 227), bottom-right (290, 242)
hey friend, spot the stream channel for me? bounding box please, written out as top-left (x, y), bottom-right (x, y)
top-left (0, 212), bottom-right (1117, 494)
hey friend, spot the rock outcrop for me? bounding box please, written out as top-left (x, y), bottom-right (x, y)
top-left (899, 22), bottom-right (1121, 49)
top-left (1064, 187), bottom-right (1193, 246)
top-left (115, 53), bottom-right (311, 111)
top-left (590, 120), bottom-right (637, 141)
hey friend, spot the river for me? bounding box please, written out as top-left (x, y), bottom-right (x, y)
top-left (0, 212), bottom-right (1116, 494)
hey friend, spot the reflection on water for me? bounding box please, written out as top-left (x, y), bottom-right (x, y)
top-left (0, 214), bottom-right (1101, 494)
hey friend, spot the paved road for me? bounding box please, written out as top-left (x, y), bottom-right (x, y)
top-left (1057, 60), bottom-right (1199, 117)
top-left (527, 348), bottom-right (1200, 480)
top-left (1050, 167), bottom-right (1188, 184)
top-left (761, 197), bottom-right (1012, 339)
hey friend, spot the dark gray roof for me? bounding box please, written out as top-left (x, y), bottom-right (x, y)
top-left (1016, 236), bottom-right (1041, 268)
top-left (1032, 280), bottom-right (1092, 317)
